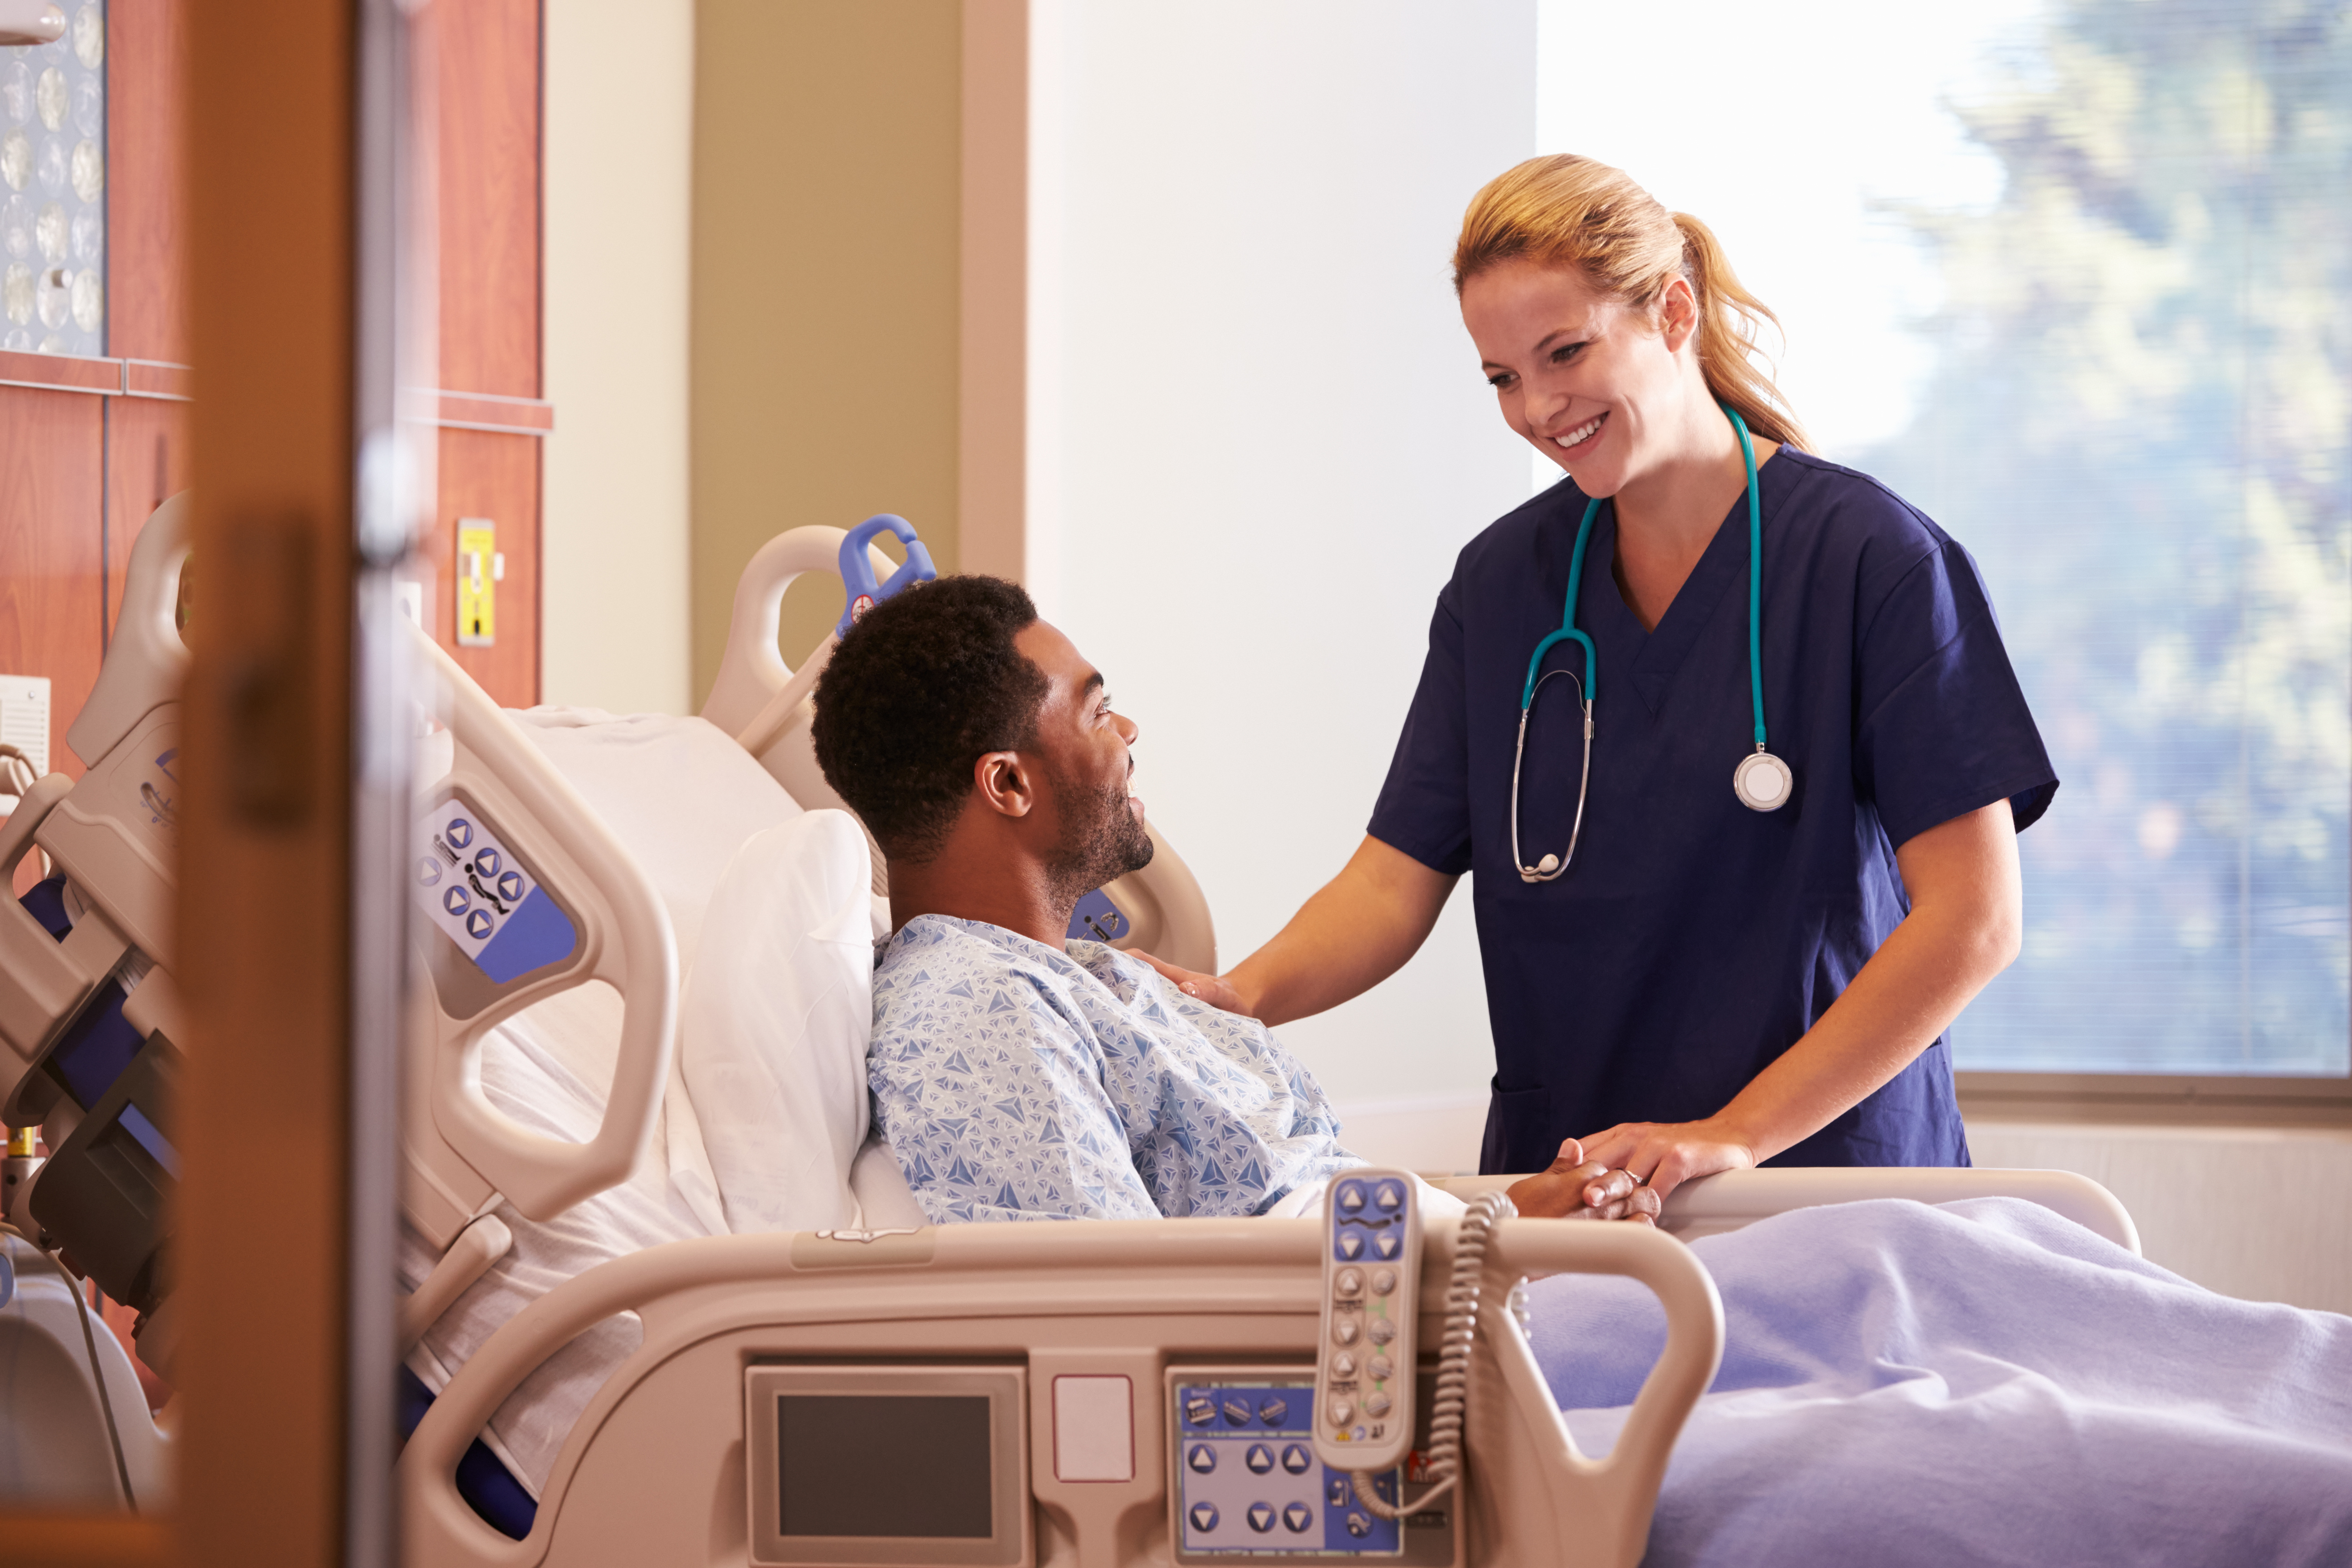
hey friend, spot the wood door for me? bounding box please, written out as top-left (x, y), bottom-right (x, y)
top-left (420, 0), bottom-right (544, 708)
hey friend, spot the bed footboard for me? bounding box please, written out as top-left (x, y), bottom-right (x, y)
top-left (399, 1216), bottom-right (1722, 1568)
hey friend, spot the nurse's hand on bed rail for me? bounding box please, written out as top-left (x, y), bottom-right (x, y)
top-left (1505, 1141), bottom-right (1664, 1223)
top-left (1132, 951), bottom-right (1257, 1017)
top-left (1574, 1120), bottom-right (1759, 1203)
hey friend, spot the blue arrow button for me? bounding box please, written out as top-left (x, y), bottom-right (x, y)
top-left (1281, 1443), bottom-right (1313, 1474)
top-left (466, 908), bottom-right (495, 941)
top-left (1245, 1444), bottom-right (1274, 1474)
top-left (1283, 1502), bottom-right (1314, 1533)
top-left (443, 886), bottom-right (470, 916)
top-left (1189, 1503), bottom-right (1218, 1533)
top-left (1187, 1444), bottom-right (1215, 1473)
top-left (1247, 1503), bottom-right (1276, 1533)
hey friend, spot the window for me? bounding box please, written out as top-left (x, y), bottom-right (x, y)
top-left (1539, 0), bottom-right (2351, 1078)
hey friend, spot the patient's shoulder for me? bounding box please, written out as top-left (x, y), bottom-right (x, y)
top-left (872, 914), bottom-right (1092, 1029)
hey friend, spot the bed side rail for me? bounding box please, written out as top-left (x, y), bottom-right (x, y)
top-left (1436, 1166), bottom-right (2141, 1255)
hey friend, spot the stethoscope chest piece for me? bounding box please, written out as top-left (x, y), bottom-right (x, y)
top-left (1734, 749), bottom-right (1793, 813)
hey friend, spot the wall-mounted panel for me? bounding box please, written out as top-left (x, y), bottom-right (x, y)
top-left (432, 0), bottom-right (541, 399)
top-left (428, 426), bottom-right (540, 707)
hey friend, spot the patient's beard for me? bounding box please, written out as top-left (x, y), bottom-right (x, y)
top-left (1044, 773), bottom-right (1155, 913)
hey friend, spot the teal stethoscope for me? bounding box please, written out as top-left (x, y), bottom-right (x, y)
top-left (1510, 402), bottom-right (1793, 884)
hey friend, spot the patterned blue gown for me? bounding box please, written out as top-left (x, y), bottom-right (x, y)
top-left (869, 914), bottom-right (1359, 1222)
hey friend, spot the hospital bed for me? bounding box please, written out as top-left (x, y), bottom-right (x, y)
top-left (0, 501), bottom-right (2144, 1568)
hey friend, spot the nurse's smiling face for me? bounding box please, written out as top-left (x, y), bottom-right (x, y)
top-left (1461, 259), bottom-right (1701, 500)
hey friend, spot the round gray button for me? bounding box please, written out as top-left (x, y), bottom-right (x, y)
top-left (1371, 1268), bottom-right (1396, 1297)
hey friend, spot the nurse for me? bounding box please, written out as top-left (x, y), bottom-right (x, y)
top-left (1143, 155), bottom-right (2058, 1200)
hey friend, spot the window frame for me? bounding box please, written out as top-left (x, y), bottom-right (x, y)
top-left (1957, 1070), bottom-right (2352, 1129)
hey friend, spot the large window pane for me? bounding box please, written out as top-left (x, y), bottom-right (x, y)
top-left (1539, 0), bottom-right (2351, 1074)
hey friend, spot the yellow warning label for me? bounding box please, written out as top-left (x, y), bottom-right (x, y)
top-left (456, 519), bottom-right (495, 647)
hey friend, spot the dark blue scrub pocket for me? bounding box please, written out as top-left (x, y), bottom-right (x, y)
top-left (1481, 1083), bottom-right (1555, 1176)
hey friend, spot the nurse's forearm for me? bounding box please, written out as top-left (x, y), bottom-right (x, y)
top-left (1226, 835), bottom-right (1457, 1027)
top-left (1717, 800), bottom-right (2023, 1162)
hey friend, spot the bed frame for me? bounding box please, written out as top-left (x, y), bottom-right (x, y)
top-left (398, 1166), bottom-right (2135, 1568)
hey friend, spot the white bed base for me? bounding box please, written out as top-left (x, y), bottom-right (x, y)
top-left (398, 1165), bottom-right (2136, 1568)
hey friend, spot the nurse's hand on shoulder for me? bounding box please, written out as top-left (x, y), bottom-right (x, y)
top-left (1133, 951), bottom-right (1258, 1018)
top-left (1575, 1120), bottom-right (1758, 1202)
top-left (1505, 1140), bottom-right (1663, 1224)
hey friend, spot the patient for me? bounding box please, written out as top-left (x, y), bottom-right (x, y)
top-left (810, 574), bottom-right (1652, 1225)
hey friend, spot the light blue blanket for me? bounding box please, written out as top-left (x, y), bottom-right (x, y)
top-left (1522, 1198), bottom-right (2352, 1567)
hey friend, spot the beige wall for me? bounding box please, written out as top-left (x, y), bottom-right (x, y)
top-left (690, 0), bottom-right (965, 707)
top-left (544, 0), bottom-right (698, 715)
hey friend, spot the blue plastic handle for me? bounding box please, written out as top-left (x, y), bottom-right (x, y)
top-left (835, 514), bottom-right (939, 637)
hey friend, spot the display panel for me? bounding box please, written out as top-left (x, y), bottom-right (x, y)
top-left (779, 1394), bottom-right (993, 1540)
top-left (745, 1365), bottom-right (1029, 1568)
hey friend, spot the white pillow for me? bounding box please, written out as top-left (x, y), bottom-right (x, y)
top-left (677, 810), bottom-right (877, 1234)
top-left (507, 707), bottom-right (805, 978)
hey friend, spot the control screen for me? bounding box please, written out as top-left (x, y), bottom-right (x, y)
top-left (778, 1394), bottom-right (993, 1539)
top-left (414, 798), bottom-right (579, 985)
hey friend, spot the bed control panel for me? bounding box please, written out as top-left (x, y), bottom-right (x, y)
top-left (1315, 1171), bottom-right (1422, 1472)
top-left (1166, 1368), bottom-right (1460, 1565)
top-left (414, 793), bottom-right (583, 998)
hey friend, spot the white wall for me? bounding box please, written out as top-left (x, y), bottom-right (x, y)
top-left (1965, 1122), bottom-right (2352, 1315)
top-left (1027, 0), bottom-right (1537, 1109)
top-left (541, 0), bottom-right (696, 715)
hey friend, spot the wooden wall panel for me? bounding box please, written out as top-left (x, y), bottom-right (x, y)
top-left (103, 397), bottom-right (192, 637)
top-left (0, 386), bottom-right (107, 781)
top-left (431, 0), bottom-right (542, 398)
top-left (107, 0), bottom-right (191, 365)
top-left (429, 426), bottom-right (541, 706)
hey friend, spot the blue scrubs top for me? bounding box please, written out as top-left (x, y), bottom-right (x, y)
top-left (1368, 449), bottom-right (2058, 1176)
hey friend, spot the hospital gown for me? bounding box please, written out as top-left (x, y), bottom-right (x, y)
top-left (869, 914), bottom-right (1358, 1222)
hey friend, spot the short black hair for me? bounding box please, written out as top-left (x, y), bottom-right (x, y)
top-left (811, 574), bottom-right (1049, 862)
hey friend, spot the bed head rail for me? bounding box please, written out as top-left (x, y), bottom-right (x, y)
top-left (700, 522), bottom-right (1222, 972)
top-left (701, 524), bottom-right (901, 741)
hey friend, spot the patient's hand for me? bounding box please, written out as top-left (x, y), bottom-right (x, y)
top-left (1505, 1139), bottom-right (1663, 1225)
top-left (1133, 951), bottom-right (1257, 1018)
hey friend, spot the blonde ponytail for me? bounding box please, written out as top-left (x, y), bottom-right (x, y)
top-left (1453, 156), bottom-right (1813, 452)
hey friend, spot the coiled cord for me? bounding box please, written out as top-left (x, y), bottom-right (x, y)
top-left (1351, 1188), bottom-right (1515, 1520)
